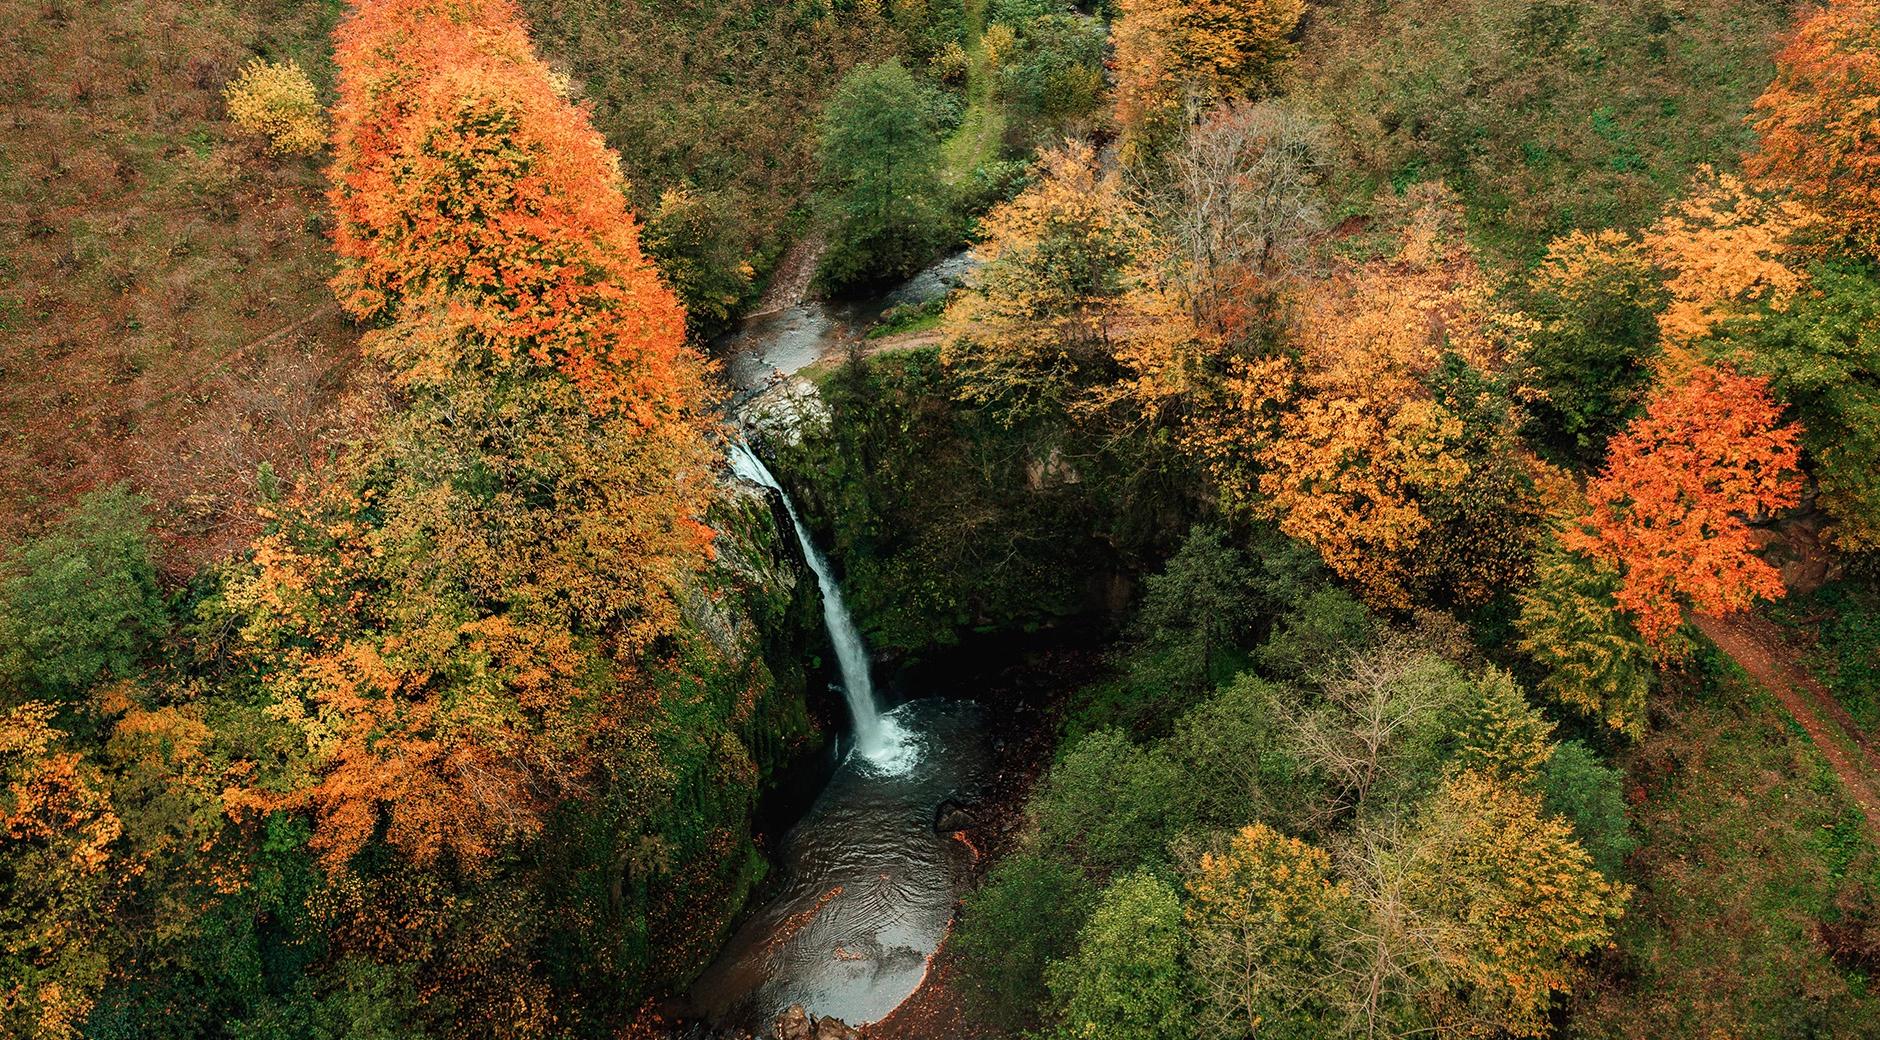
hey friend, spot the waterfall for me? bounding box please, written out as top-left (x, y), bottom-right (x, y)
top-left (729, 442), bottom-right (906, 767)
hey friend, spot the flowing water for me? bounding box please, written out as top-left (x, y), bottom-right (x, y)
top-left (727, 443), bottom-right (906, 767)
top-left (686, 256), bottom-right (989, 1032)
top-left (684, 699), bottom-right (989, 1031)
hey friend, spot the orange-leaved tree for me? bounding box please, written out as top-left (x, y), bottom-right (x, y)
top-left (1, 703), bottom-right (122, 1040)
top-left (329, 0), bottom-right (702, 424)
top-left (1566, 364), bottom-right (1802, 647)
top-left (229, 0), bottom-right (717, 871)
top-left (1747, 0), bottom-right (1880, 256)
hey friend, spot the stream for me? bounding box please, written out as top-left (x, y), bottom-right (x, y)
top-left (685, 256), bottom-right (985, 1033)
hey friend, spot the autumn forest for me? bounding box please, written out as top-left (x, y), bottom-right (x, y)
top-left (3, 0), bottom-right (1880, 1037)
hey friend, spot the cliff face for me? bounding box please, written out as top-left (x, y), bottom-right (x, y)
top-left (618, 471), bottom-right (832, 991)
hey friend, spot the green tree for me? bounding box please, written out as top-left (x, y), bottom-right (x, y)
top-left (954, 852), bottom-right (1098, 1027)
top-left (230, 958), bottom-right (424, 1040)
top-left (1255, 587), bottom-right (1374, 680)
top-left (996, 13), bottom-right (1108, 142)
top-left (1045, 871), bottom-right (1195, 1040)
top-left (1518, 230), bottom-right (1665, 466)
top-left (1516, 541), bottom-right (1656, 739)
top-left (814, 60), bottom-right (951, 291)
top-left (0, 485), bottom-right (167, 702)
top-left (1033, 730), bottom-right (1195, 875)
top-left (1542, 740), bottom-right (1636, 879)
top-left (1713, 260), bottom-right (1880, 550)
top-left (1133, 523), bottom-right (1263, 696)
top-left (1184, 823), bottom-right (1354, 1039)
top-left (643, 186), bottom-right (762, 337)
top-left (1170, 674), bottom-right (1320, 831)
top-left (1453, 667), bottom-right (1555, 786)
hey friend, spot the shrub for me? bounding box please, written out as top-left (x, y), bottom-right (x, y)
top-left (953, 852), bottom-right (1097, 1027)
top-left (222, 58), bottom-right (326, 155)
top-left (0, 485), bottom-right (167, 701)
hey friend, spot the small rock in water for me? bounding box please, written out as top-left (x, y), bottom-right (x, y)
top-left (812, 1016), bottom-right (861, 1040)
top-left (933, 796), bottom-right (977, 834)
top-left (772, 1006), bottom-right (859, 1040)
top-left (775, 1005), bottom-right (811, 1040)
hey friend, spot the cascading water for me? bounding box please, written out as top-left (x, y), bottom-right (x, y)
top-left (688, 256), bottom-right (989, 1033)
top-left (728, 441), bottom-right (907, 769)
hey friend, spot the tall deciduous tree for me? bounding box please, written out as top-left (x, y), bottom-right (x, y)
top-left (1395, 769), bottom-right (1628, 1037)
top-left (1641, 167), bottom-right (1812, 364)
top-left (1565, 364), bottom-right (1803, 647)
top-left (942, 143), bottom-right (1144, 422)
top-left (1206, 189), bottom-right (1536, 608)
top-left (1184, 824), bottom-right (1354, 1039)
top-left (235, 0), bottom-right (717, 871)
top-left (813, 59), bottom-right (950, 291)
top-left (1747, 0), bottom-right (1880, 256)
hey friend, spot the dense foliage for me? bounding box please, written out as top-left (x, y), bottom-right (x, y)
top-left (10, 0), bottom-right (1880, 1035)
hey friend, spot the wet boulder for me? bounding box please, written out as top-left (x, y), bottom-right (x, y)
top-left (933, 795), bottom-right (977, 834)
top-left (775, 1005), bottom-right (812, 1040)
top-left (812, 1016), bottom-right (860, 1040)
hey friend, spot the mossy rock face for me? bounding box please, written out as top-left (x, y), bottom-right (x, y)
top-left (567, 474), bottom-right (831, 998)
top-left (768, 349), bottom-right (1189, 663)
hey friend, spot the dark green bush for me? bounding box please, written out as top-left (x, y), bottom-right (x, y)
top-left (0, 484), bottom-right (167, 702)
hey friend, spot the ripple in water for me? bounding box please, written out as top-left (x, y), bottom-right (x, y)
top-left (684, 699), bottom-right (991, 1031)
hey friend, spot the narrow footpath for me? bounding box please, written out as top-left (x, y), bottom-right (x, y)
top-left (1696, 611), bottom-right (1880, 834)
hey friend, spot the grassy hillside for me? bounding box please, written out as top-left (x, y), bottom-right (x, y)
top-left (518, 0), bottom-right (908, 331)
top-left (1302, 0), bottom-right (1791, 264)
top-left (1578, 651), bottom-right (1880, 1036)
top-left (0, 0), bottom-right (365, 571)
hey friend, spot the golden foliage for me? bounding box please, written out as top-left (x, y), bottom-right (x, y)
top-left (223, 58), bottom-right (327, 155)
top-left (1184, 824), bottom-right (1353, 1036)
top-left (1402, 769), bottom-right (1629, 1037)
top-left (942, 143), bottom-right (1150, 421)
top-left (1642, 167), bottom-right (1812, 362)
top-left (1111, 0), bottom-right (1306, 157)
top-left (0, 703), bottom-right (122, 1039)
top-left (1206, 188), bottom-right (1533, 606)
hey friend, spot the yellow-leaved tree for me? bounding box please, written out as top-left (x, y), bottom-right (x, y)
top-left (1641, 167), bottom-right (1812, 368)
top-left (223, 58), bottom-right (328, 155)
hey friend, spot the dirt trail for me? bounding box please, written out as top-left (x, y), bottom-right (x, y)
top-left (749, 234), bottom-right (826, 319)
top-left (1696, 612), bottom-right (1880, 834)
